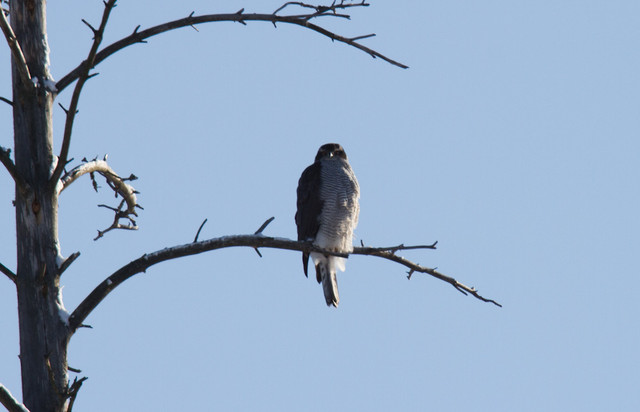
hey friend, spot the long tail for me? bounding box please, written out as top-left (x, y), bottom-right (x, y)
top-left (316, 260), bottom-right (339, 307)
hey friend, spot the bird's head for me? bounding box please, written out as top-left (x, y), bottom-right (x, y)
top-left (315, 143), bottom-right (347, 162)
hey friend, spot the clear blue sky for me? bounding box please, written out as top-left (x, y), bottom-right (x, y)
top-left (1, 1), bottom-right (639, 411)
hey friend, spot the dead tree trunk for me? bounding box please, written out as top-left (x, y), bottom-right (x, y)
top-left (0, 2), bottom-right (497, 411)
top-left (11, 1), bottom-right (69, 411)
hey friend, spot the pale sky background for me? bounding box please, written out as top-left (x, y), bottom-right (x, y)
top-left (1, 1), bottom-right (639, 411)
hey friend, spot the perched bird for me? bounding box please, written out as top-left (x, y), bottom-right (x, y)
top-left (295, 143), bottom-right (360, 307)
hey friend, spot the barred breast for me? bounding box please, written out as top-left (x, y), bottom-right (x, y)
top-left (314, 157), bottom-right (360, 253)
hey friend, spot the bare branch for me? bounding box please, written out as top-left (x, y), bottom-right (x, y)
top-left (56, 2), bottom-right (407, 93)
top-left (354, 246), bottom-right (502, 307)
top-left (0, 261), bottom-right (17, 285)
top-left (60, 159), bottom-right (136, 207)
top-left (0, 7), bottom-right (33, 90)
top-left (253, 216), bottom-right (275, 257)
top-left (357, 241), bottom-right (438, 254)
top-left (0, 383), bottom-right (29, 412)
top-left (94, 200), bottom-right (138, 240)
top-left (350, 33), bottom-right (375, 41)
top-left (0, 146), bottom-right (28, 191)
top-left (57, 251), bottom-right (80, 276)
top-left (254, 216), bottom-right (275, 235)
top-left (0, 95), bottom-right (12, 105)
top-left (60, 158), bottom-right (140, 240)
top-left (67, 220), bottom-right (500, 334)
top-left (193, 219), bottom-right (208, 243)
top-left (49, 0), bottom-right (118, 189)
top-left (66, 376), bottom-right (88, 412)
top-left (274, 1), bottom-right (369, 15)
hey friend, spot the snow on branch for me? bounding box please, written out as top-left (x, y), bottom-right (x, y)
top-left (0, 383), bottom-right (29, 412)
top-left (60, 157), bottom-right (142, 240)
top-left (0, 6), bottom-right (32, 90)
top-left (67, 217), bottom-right (500, 335)
top-left (55, 1), bottom-right (406, 93)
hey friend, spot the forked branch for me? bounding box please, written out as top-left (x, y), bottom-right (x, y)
top-left (68, 218), bottom-right (500, 334)
top-left (55, 2), bottom-right (406, 93)
top-left (66, 376), bottom-right (88, 412)
top-left (60, 157), bottom-right (141, 240)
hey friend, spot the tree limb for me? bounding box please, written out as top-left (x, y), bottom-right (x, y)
top-left (0, 6), bottom-right (33, 91)
top-left (59, 157), bottom-right (141, 240)
top-left (65, 376), bottom-right (88, 412)
top-left (55, 2), bottom-right (407, 93)
top-left (93, 200), bottom-right (139, 240)
top-left (67, 218), bottom-right (500, 335)
top-left (49, 0), bottom-right (117, 189)
top-left (0, 383), bottom-right (29, 412)
top-left (358, 245), bottom-right (502, 307)
top-left (0, 146), bottom-right (27, 192)
top-left (0, 261), bottom-right (17, 285)
top-left (57, 252), bottom-right (80, 277)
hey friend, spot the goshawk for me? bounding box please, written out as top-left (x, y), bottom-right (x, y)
top-left (295, 143), bottom-right (360, 307)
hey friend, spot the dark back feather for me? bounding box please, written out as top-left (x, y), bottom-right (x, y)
top-left (295, 161), bottom-right (324, 277)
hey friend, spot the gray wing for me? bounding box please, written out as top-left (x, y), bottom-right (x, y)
top-left (295, 161), bottom-right (323, 278)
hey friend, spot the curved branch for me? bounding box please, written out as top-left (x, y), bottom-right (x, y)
top-left (68, 219), bottom-right (500, 334)
top-left (0, 383), bottom-right (29, 412)
top-left (49, 0), bottom-right (117, 189)
top-left (0, 7), bottom-right (33, 90)
top-left (60, 159), bottom-right (137, 211)
top-left (55, 3), bottom-right (407, 93)
top-left (60, 158), bottom-right (140, 240)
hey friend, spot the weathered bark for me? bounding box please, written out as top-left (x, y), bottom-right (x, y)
top-left (11, 1), bottom-right (70, 411)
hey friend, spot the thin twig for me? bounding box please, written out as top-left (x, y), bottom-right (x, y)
top-left (253, 216), bottom-right (275, 256)
top-left (274, 1), bottom-right (369, 15)
top-left (254, 216), bottom-right (275, 234)
top-left (0, 261), bottom-right (17, 285)
top-left (67, 220), bottom-right (500, 334)
top-left (66, 376), bottom-right (88, 412)
top-left (55, 2), bottom-right (406, 93)
top-left (0, 95), bottom-right (12, 105)
top-left (0, 146), bottom-right (27, 192)
top-left (356, 241), bottom-right (438, 254)
top-left (193, 218), bottom-right (208, 243)
top-left (49, 0), bottom-right (118, 189)
top-left (58, 252), bottom-right (81, 276)
top-left (353, 248), bottom-right (502, 307)
top-left (0, 7), bottom-right (32, 90)
top-left (94, 198), bottom-right (138, 240)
